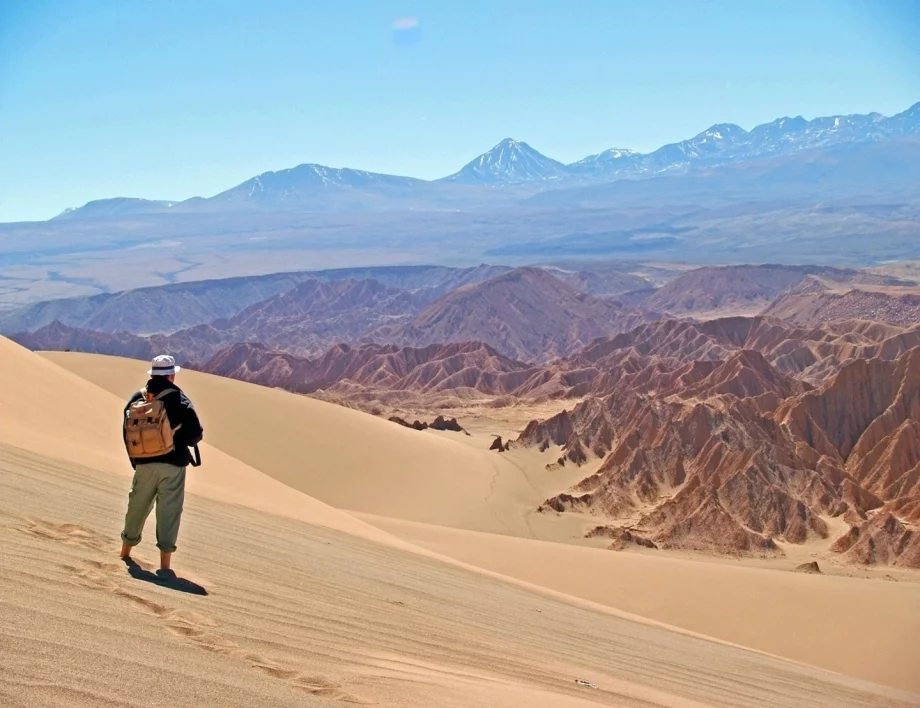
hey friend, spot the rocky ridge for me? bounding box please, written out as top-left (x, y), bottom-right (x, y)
top-left (523, 345), bottom-right (920, 567)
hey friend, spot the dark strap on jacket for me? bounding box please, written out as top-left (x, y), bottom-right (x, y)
top-left (189, 444), bottom-right (202, 467)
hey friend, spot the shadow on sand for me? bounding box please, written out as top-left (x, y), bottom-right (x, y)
top-left (123, 558), bottom-right (208, 596)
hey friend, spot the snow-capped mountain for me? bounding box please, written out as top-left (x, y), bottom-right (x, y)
top-left (576, 102), bottom-right (919, 180)
top-left (570, 124), bottom-right (753, 180)
top-left (440, 138), bottom-right (569, 185)
top-left (884, 101), bottom-right (920, 136)
top-left (567, 148), bottom-right (641, 177)
top-left (50, 100), bottom-right (919, 218)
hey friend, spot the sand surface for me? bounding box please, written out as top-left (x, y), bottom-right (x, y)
top-left (359, 514), bottom-right (920, 692)
top-left (0, 342), bottom-right (915, 705)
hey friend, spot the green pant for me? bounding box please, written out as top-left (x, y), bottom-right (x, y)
top-left (121, 462), bottom-right (186, 553)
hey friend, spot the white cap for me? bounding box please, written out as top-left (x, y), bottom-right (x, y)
top-left (148, 354), bottom-right (181, 377)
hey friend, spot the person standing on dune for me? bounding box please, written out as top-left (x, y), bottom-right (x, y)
top-left (120, 354), bottom-right (203, 574)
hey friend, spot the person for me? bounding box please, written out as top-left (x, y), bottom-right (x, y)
top-left (120, 354), bottom-right (203, 573)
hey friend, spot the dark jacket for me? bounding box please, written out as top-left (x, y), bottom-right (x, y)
top-left (124, 377), bottom-right (204, 468)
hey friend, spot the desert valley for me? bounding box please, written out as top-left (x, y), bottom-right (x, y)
top-left (3, 23), bottom-right (920, 702)
top-left (3, 254), bottom-right (920, 707)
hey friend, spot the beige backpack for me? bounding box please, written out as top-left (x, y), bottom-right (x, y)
top-left (124, 389), bottom-right (181, 459)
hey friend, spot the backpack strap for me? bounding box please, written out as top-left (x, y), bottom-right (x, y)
top-left (152, 388), bottom-right (182, 432)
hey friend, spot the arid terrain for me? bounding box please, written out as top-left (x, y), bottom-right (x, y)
top-left (2, 337), bottom-right (919, 708)
top-left (9, 262), bottom-right (920, 572)
top-left (4, 257), bottom-right (920, 706)
top-left (6, 13), bottom-right (920, 706)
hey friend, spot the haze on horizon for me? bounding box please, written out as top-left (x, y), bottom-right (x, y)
top-left (1, 0), bottom-right (919, 222)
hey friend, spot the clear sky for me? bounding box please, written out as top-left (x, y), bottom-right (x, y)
top-left (1, 0), bottom-right (918, 222)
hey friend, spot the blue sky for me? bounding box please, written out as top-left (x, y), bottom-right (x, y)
top-left (1, 0), bottom-right (918, 222)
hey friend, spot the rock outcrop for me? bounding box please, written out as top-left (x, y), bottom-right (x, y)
top-left (203, 340), bottom-right (538, 397)
top-left (586, 526), bottom-right (658, 550)
top-left (793, 561), bottom-right (822, 574)
top-left (830, 513), bottom-right (920, 567)
top-left (388, 415), bottom-right (466, 434)
top-left (525, 346), bottom-right (920, 567)
top-left (489, 436), bottom-right (508, 452)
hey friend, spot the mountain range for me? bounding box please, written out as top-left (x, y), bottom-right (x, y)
top-left (11, 262), bottom-right (920, 371)
top-left (6, 267), bottom-right (660, 363)
top-left (49, 101), bottom-right (920, 218)
top-left (4, 101), bottom-right (919, 312)
top-left (0, 263), bottom-right (649, 336)
top-left (566, 104), bottom-right (920, 180)
top-left (7, 263), bottom-right (918, 352)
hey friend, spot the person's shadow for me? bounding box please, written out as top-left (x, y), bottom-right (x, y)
top-left (122, 558), bottom-right (208, 596)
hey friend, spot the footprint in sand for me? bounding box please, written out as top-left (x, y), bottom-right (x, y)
top-left (175, 634), bottom-right (369, 702)
top-left (23, 518), bottom-right (110, 552)
top-left (193, 636), bottom-right (370, 702)
top-left (187, 633), bottom-right (242, 656)
top-left (293, 676), bottom-right (372, 704)
top-left (60, 564), bottom-right (121, 592)
top-left (164, 624), bottom-right (208, 639)
top-left (250, 660), bottom-right (301, 680)
top-left (57, 557), bottom-right (214, 627)
top-left (44, 522), bottom-right (367, 703)
top-left (167, 608), bottom-right (216, 626)
top-left (84, 559), bottom-right (125, 573)
top-left (114, 588), bottom-right (173, 617)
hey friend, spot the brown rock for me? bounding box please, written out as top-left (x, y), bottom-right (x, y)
top-left (793, 561), bottom-right (822, 574)
top-left (831, 512), bottom-right (920, 567)
top-left (430, 415), bottom-right (464, 432)
top-left (389, 415), bottom-right (467, 434)
top-left (389, 416), bottom-right (428, 431)
top-left (518, 344), bottom-right (920, 566)
top-left (586, 526), bottom-right (658, 550)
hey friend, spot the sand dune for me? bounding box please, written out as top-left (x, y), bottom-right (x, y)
top-left (360, 514), bottom-right (920, 692)
top-left (45, 349), bottom-right (920, 692)
top-left (0, 338), bottom-right (392, 546)
top-left (1, 341), bottom-right (917, 705)
top-left (9, 443), bottom-right (913, 708)
top-left (41, 351), bottom-right (542, 537)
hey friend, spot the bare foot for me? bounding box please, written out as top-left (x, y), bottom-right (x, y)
top-left (159, 550), bottom-right (172, 571)
top-left (120, 541), bottom-right (132, 559)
